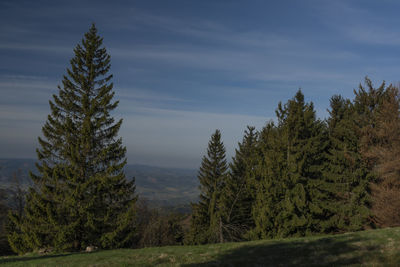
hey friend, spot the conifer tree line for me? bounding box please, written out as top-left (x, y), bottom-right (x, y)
top-left (188, 79), bottom-right (400, 244)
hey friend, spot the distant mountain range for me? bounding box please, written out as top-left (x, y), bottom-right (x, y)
top-left (0, 158), bottom-right (199, 210)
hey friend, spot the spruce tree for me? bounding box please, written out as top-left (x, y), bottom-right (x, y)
top-left (221, 126), bottom-right (258, 241)
top-left (321, 95), bottom-right (370, 232)
top-left (249, 121), bottom-right (285, 239)
top-left (8, 24), bottom-right (137, 253)
top-left (275, 90), bottom-right (328, 237)
top-left (249, 90), bottom-right (328, 239)
top-left (353, 77), bottom-right (388, 169)
top-left (188, 129), bottom-right (228, 244)
top-left (351, 77), bottom-right (390, 228)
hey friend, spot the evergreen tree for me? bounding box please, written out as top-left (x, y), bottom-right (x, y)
top-left (249, 90), bottom-right (328, 239)
top-left (221, 126), bottom-right (258, 241)
top-left (249, 122), bottom-right (284, 239)
top-left (353, 77), bottom-right (388, 169)
top-left (352, 77), bottom-right (390, 228)
top-left (275, 90), bottom-right (328, 237)
top-left (321, 95), bottom-right (370, 232)
top-left (0, 187), bottom-right (12, 255)
top-left (188, 129), bottom-right (228, 244)
top-left (8, 24), bottom-right (137, 253)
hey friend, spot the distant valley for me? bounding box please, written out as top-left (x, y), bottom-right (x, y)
top-left (0, 158), bottom-right (199, 211)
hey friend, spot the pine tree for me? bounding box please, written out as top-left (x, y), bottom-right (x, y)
top-left (249, 90), bottom-right (328, 239)
top-left (221, 126), bottom-right (258, 241)
top-left (275, 90), bottom-right (328, 237)
top-left (352, 77), bottom-right (390, 228)
top-left (8, 24), bottom-right (137, 253)
top-left (321, 95), bottom-right (370, 232)
top-left (353, 77), bottom-right (388, 169)
top-left (249, 121), bottom-right (284, 239)
top-left (188, 129), bottom-right (228, 244)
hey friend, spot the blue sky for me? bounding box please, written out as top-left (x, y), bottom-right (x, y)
top-left (1, 0), bottom-right (400, 168)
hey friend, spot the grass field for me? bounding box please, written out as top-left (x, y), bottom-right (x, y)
top-left (1, 227), bottom-right (400, 266)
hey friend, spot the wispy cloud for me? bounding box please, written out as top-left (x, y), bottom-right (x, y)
top-left (110, 44), bottom-right (359, 86)
top-left (129, 11), bottom-right (292, 49)
top-left (0, 75), bottom-right (58, 106)
top-left (0, 104), bottom-right (46, 123)
top-left (105, 9), bottom-right (362, 88)
top-left (344, 25), bottom-right (400, 46)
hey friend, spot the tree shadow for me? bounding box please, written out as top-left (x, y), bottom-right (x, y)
top-left (0, 251), bottom-right (87, 264)
top-left (183, 233), bottom-right (387, 266)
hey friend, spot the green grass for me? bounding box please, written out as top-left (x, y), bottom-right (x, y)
top-left (2, 227), bottom-right (400, 266)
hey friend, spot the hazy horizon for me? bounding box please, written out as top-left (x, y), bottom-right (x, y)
top-left (2, 0), bottom-right (400, 168)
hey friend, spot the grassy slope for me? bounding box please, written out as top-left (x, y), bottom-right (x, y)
top-left (1, 227), bottom-right (400, 267)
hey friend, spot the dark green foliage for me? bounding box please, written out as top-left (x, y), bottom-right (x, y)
top-left (180, 79), bottom-right (397, 244)
top-left (321, 95), bottom-right (370, 232)
top-left (248, 90), bottom-right (328, 239)
top-left (7, 24), bottom-right (137, 253)
top-left (249, 122), bottom-right (284, 239)
top-left (1, 171), bottom-right (25, 255)
top-left (351, 78), bottom-right (390, 227)
top-left (353, 77), bottom-right (389, 169)
top-left (188, 129), bottom-right (228, 244)
top-left (275, 90), bottom-right (328, 237)
top-left (0, 188), bottom-right (13, 255)
top-left (187, 84), bottom-right (398, 243)
top-left (221, 126), bottom-right (258, 241)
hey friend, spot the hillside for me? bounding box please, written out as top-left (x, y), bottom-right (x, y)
top-left (0, 159), bottom-right (198, 210)
top-left (1, 227), bottom-right (400, 266)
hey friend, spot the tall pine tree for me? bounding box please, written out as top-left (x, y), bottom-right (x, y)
top-left (352, 77), bottom-right (389, 228)
top-left (321, 95), bottom-right (370, 232)
top-left (354, 77), bottom-right (388, 169)
top-left (8, 24), bottom-right (137, 253)
top-left (249, 90), bottom-right (328, 239)
top-left (187, 129), bottom-right (228, 244)
top-left (249, 121), bottom-right (285, 239)
top-left (275, 90), bottom-right (328, 237)
top-left (221, 126), bottom-right (258, 241)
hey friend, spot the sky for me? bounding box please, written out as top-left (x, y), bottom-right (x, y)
top-left (1, 0), bottom-right (400, 169)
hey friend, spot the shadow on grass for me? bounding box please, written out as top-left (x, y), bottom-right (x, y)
top-left (0, 254), bottom-right (69, 264)
top-left (183, 233), bottom-right (384, 267)
top-left (0, 251), bottom-right (95, 264)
